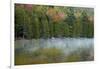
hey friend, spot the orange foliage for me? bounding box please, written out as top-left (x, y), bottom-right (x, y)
top-left (52, 13), bottom-right (65, 22)
top-left (46, 8), bottom-right (65, 22)
top-left (46, 8), bottom-right (57, 16)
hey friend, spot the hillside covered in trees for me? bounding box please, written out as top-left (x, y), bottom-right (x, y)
top-left (15, 4), bottom-right (94, 39)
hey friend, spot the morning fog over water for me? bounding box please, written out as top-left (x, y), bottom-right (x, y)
top-left (15, 38), bottom-right (94, 53)
top-left (15, 38), bottom-right (94, 65)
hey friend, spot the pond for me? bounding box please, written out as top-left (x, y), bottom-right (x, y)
top-left (15, 38), bottom-right (94, 65)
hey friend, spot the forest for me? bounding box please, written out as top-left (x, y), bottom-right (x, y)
top-left (15, 4), bottom-right (94, 39)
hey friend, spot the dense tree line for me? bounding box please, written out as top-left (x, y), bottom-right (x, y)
top-left (15, 4), bottom-right (94, 39)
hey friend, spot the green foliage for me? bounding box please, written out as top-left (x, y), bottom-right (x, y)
top-left (81, 11), bottom-right (88, 37)
top-left (15, 6), bottom-right (24, 38)
top-left (15, 4), bottom-right (94, 39)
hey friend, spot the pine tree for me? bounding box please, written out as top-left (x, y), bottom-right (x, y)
top-left (66, 7), bottom-right (76, 37)
top-left (80, 11), bottom-right (90, 37)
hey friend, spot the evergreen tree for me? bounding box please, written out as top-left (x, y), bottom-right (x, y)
top-left (66, 8), bottom-right (76, 37)
top-left (80, 11), bottom-right (90, 37)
